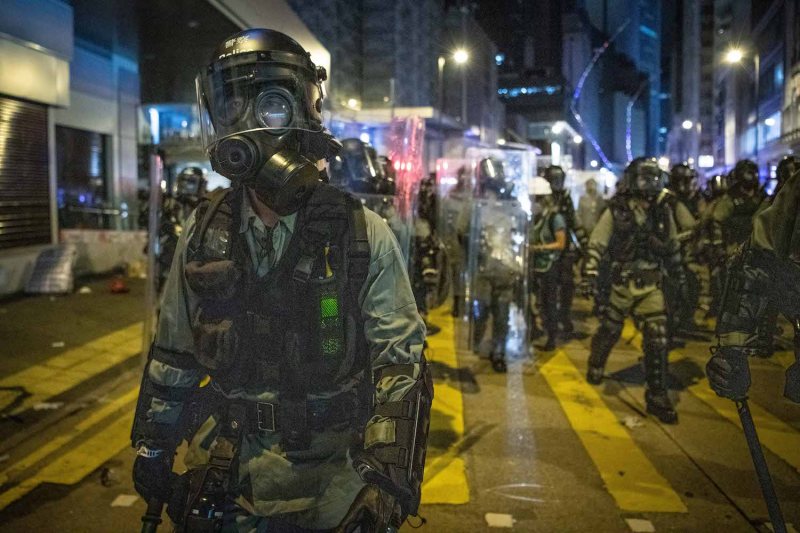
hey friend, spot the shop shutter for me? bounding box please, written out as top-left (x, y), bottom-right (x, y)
top-left (0, 95), bottom-right (51, 249)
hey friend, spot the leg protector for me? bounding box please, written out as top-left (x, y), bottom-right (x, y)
top-left (356, 360), bottom-right (434, 516)
top-left (491, 284), bottom-right (512, 354)
top-left (642, 316), bottom-right (669, 392)
top-left (588, 315), bottom-right (623, 376)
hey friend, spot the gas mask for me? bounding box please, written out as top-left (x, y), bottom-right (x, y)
top-left (196, 29), bottom-right (341, 215)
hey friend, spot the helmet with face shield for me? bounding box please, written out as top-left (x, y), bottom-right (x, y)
top-left (196, 28), bottom-right (340, 215)
top-left (622, 157), bottom-right (668, 199)
top-left (670, 163), bottom-right (697, 197)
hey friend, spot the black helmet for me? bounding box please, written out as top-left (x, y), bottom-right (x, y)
top-left (476, 157), bottom-right (513, 199)
top-left (175, 166), bottom-right (207, 201)
top-left (670, 163), bottom-right (697, 197)
top-left (776, 155), bottom-right (799, 190)
top-left (705, 174), bottom-right (728, 199)
top-left (329, 138), bottom-right (386, 195)
top-left (196, 28), bottom-right (338, 215)
top-left (727, 159), bottom-right (759, 192)
top-left (543, 165), bottom-right (566, 192)
top-left (622, 157), bottom-right (668, 199)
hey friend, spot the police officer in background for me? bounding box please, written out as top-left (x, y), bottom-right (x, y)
top-left (470, 157), bottom-right (527, 373)
top-left (528, 177), bottom-right (567, 351)
top-left (660, 163), bottom-right (701, 335)
top-left (583, 157), bottom-right (682, 424)
top-left (707, 168), bottom-right (800, 406)
top-left (699, 174), bottom-right (729, 318)
top-left (544, 165), bottom-right (587, 337)
top-left (130, 29), bottom-right (432, 532)
top-left (774, 155), bottom-right (799, 200)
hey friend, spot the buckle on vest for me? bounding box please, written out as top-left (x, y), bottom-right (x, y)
top-left (293, 255), bottom-right (314, 283)
top-left (257, 402), bottom-right (276, 432)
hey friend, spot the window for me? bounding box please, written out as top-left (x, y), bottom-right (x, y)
top-left (56, 126), bottom-right (112, 229)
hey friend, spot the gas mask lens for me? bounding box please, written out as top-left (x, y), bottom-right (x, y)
top-left (255, 91), bottom-right (293, 131)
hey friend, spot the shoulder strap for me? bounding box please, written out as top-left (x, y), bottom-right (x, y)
top-left (347, 195), bottom-right (371, 291)
top-left (188, 187), bottom-right (234, 259)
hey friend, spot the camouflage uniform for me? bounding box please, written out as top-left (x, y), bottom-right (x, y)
top-left (708, 170), bottom-right (800, 402)
top-left (134, 189), bottom-right (426, 530)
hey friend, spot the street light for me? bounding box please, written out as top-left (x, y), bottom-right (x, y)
top-left (572, 134), bottom-right (583, 144)
top-left (724, 46), bottom-right (760, 160)
top-left (682, 119), bottom-right (693, 130)
top-left (724, 47), bottom-right (744, 64)
top-left (453, 49), bottom-right (469, 64)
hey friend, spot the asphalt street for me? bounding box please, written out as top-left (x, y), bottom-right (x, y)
top-left (0, 279), bottom-right (798, 532)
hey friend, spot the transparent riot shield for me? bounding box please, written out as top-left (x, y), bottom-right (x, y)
top-left (467, 197), bottom-right (529, 359)
top-left (142, 152), bottom-right (163, 359)
top-left (436, 158), bottom-right (473, 319)
top-left (328, 137), bottom-right (414, 260)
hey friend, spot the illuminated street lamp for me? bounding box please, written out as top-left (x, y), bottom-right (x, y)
top-left (724, 46), bottom-right (761, 159)
top-left (682, 119), bottom-right (693, 130)
top-left (572, 134), bottom-right (583, 144)
top-left (724, 47), bottom-right (744, 64)
top-left (453, 49), bottom-right (469, 64)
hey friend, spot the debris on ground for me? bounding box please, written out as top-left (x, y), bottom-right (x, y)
top-left (78, 286), bottom-right (93, 294)
top-left (33, 402), bottom-right (64, 411)
top-left (625, 518), bottom-right (655, 532)
top-left (485, 513), bottom-right (515, 528)
top-left (51, 341), bottom-right (65, 348)
top-left (100, 467), bottom-right (120, 487)
top-left (110, 494), bottom-right (138, 507)
top-left (622, 416), bottom-right (644, 429)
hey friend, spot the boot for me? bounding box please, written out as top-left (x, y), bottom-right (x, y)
top-left (646, 389), bottom-right (678, 424)
top-left (490, 351), bottom-right (507, 373)
top-left (542, 335), bottom-right (556, 352)
top-left (586, 365), bottom-right (604, 385)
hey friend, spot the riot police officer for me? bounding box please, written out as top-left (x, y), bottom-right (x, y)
top-left (774, 154), bottom-right (799, 198)
top-left (661, 163), bottom-right (701, 334)
top-left (699, 174), bottom-right (729, 317)
top-left (544, 165), bottom-right (587, 337)
top-left (707, 168), bottom-right (800, 404)
top-left (528, 177), bottom-right (567, 351)
top-left (583, 157), bottom-right (681, 424)
top-left (131, 29), bottom-right (432, 532)
top-left (470, 157), bottom-right (527, 372)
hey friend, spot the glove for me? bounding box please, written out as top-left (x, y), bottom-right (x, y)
top-left (133, 448), bottom-right (176, 503)
top-left (706, 346), bottom-right (751, 400)
top-left (334, 484), bottom-right (403, 533)
top-left (784, 361), bottom-right (800, 403)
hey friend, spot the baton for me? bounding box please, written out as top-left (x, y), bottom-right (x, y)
top-left (736, 399), bottom-right (786, 533)
top-left (141, 497), bottom-right (164, 533)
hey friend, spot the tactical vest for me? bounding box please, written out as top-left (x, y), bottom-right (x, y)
top-left (184, 184), bottom-right (371, 403)
top-left (724, 194), bottom-right (763, 246)
top-left (607, 195), bottom-right (672, 267)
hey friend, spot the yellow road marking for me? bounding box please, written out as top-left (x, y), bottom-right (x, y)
top-left (624, 318), bottom-right (800, 475)
top-left (685, 367), bottom-right (800, 474)
top-left (421, 305), bottom-right (469, 505)
top-left (540, 350), bottom-right (687, 512)
top-left (0, 387), bottom-right (139, 510)
top-left (0, 322), bottom-right (143, 414)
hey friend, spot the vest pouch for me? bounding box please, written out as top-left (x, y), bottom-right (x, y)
top-left (185, 260), bottom-right (241, 301)
top-left (192, 307), bottom-right (239, 374)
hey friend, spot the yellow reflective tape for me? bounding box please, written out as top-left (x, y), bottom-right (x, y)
top-left (540, 350), bottom-right (687, 512)
top-left (420, 305), bottom-right (469, 505)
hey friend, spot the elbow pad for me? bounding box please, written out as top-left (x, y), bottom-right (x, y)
top-left (354, 358), bottom-right (434, 516)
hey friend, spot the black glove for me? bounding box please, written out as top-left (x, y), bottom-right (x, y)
top-left (133, 450), bottom-right (175, 503)
top-left (706, 346), bottom-right (751, 400)
top-left (784, 360), bottom-right (800, 403)
top-left (334, 484), bottom-right (403, 533)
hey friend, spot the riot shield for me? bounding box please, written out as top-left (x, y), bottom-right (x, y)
top-left (436, 158), bottom-right (473, 319)
top-left (142, 152), bottom-right (163, 359)
top-left (328, 133), bottom-right (419, 261)
top-left (467, 197), bottom-right (529, 359)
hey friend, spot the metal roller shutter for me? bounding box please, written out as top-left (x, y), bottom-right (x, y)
top-left (0, 96), bottom-right (51, 249)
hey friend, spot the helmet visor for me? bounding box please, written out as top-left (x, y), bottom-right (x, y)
top-left (196, 53), bottom-right (324, 151)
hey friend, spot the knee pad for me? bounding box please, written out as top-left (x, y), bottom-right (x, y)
top-left (643, 317), bottom-right (668, 351)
